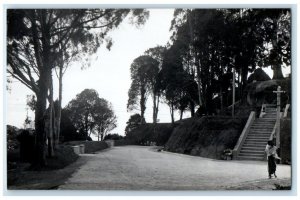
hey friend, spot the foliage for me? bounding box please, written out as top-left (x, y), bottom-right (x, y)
top-left (125, 113), bottom-right (145, 135)
top-left (160, 8), bottom-right (291, 116)
top-left (7, 125), bottom-right (20, 151)
top-left (65, 89), bottom-right (117, 141)
top-left (125, 123), bottom-right (174, 146)
top-left (7, 9), bottom-right (149, 167)
top-left (127, 55), bottom-right (159, 122)
top-left (104, 133), bottom-right (124, 140)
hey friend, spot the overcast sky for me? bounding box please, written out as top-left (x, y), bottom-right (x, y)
top-left (6, 8), bottom-right (291, 139)
top-left (6, 9), bottom-right (179, 138)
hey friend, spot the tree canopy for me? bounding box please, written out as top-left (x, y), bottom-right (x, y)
top-left (65, 89), bottom-right (117, 141)
top-left (127, 55), bottom-right (159, 123)
top-left (7, 9), bottom-right (149, 167)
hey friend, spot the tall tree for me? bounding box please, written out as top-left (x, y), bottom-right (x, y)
top-left (7, 9), bottom-right (149, 167)
top-left (257, 9), bottom-right (291, 79)
top-left (127, 55), bottom-right (159, 123)
top-left (144, 46), bottom-right (166, 124)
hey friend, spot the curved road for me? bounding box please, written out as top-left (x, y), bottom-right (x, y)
top-left (59, 146), bottom-right (291, 190)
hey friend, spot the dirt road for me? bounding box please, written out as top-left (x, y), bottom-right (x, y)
top-left (59, 146), bottom-right (291, 190)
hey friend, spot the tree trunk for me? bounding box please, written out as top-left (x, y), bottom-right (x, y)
top-left (180, 109), bottom-right (183, 120)
top-left (155, 95), bottom-right (160, 122)
top-left (47, 75), bottom-right (54, 157)
top-left (220, 87), bottom-right (223, 112)
top-left (190, 100), bottom-right (195, 117)
top-left (31, 10), bottom-right (51, 168)
top-left (152, 92), bottom-right (157, 124)
top-left (272, 64), bottom-right (284, 79)
top-left (241, 66), bottom-right (248, 95)
top-left (196, 62), bottom-right (203, 110)
top-left (169, 102), bottom-right (174, 124)
top-left (34, 69), bottom-right (50, 168)
top-left (140, 86), bottom-right (146, 124)
top-left (85, 116), bottom-right (89, 140)
top-left (56, 64), bottom-right (63, 145)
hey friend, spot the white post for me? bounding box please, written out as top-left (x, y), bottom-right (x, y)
top-left (273, 86), bottom-right (284, 148)
top-left (232, 67), bottom-right (235, 118)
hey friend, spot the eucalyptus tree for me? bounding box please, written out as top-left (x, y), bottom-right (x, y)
top-left (159, 43), bottom-right (193, 122)
top-left (127, 55), bottom-right (159, 123)
top-left (256, 9), bottom-right (291, 79)
top-left (7, 9), bottom-right (149, 167)
top-left (144, 46), bottom-right (166, 124)
top-left (168, 8), bottom-right (291, 115)
top-left (170, 9), bottom-right (229, 114)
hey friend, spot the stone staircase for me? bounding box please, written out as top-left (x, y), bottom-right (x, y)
top-left (237, 105), bottom-right (277, 161)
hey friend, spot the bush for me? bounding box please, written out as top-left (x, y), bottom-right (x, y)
top-left (17, 129), bottom-right (35, 163)
top-left (45, 145), bottom-right (79, 170)
top-left (104, 133), bottom-right (124, 140)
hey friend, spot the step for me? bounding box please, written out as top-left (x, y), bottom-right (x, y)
top-left (247, 134), bottom-right (270, 138)
top-left (263, 115), bottom-right (277, 118)
top-left (260, 116), bottom-right (276, 119)
top-left (243, 141), bottom-right (267, 145)
top-left (253, 121), bottom-right (275, 124)
top-left (251, 124), bottom-right (274, 127)
top-left (250, 128), bottom-right (273, 131)
top-left (239, 151), bottom-right (265, 156)
top-left (248, 130), bottom-right (272, 134)
top-left (247, 134), bottom-right (271, 138)
top-left (265, 109), bottom-right (277, 111)
top-left (247, 134), bottom-right (270, 137)
top-left (242, 145), bottom-right (266, 149)
top-left (246, 138), bottom-right (269, 142)
top-left (248, 131), bottom-right (272, 134)
top-left (239, 153), bottom-right (265, 158)
top-left (237, 155), bottom-right (264, 161)
top-left (260, 120), bottom-right (276, 122)
top-left (237, 153), bottom-right (265, 158)
top-left (245, 137), bottom-right (268, 141)
top-left (257, 120), bottom-right (276, 123)
top-left (241, 146), bottom-right (266, 151)
top-left (251, 123), bottom-right (274, 126)
top-left (265, 110), bottom-right (277, 113)
top-left (241, 146), bottom-right (265, 152)
top-left (248, 130), bottom-right (272, 133)
top-left (244, 140), bottom-right (268, 144)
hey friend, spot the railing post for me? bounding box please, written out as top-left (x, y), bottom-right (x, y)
top-left (273, 86), bottom-right (285, 148)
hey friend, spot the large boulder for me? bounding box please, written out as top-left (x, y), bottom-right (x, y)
top-left (244, 78), bottom-right (290, 108)
top-left (247, 68), bottom-right (271, 83)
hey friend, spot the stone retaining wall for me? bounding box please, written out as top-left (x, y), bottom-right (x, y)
top-left (65, 141), bottom-right (108, 153)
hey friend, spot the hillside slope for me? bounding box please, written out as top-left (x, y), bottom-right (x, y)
top-left (125, 123), bottom-right (174, 146)
top-left (165, 116), bottom-right (247, 159)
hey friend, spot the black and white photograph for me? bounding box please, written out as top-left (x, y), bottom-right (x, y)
top-left (4, 3), bottom-right (294, 194)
